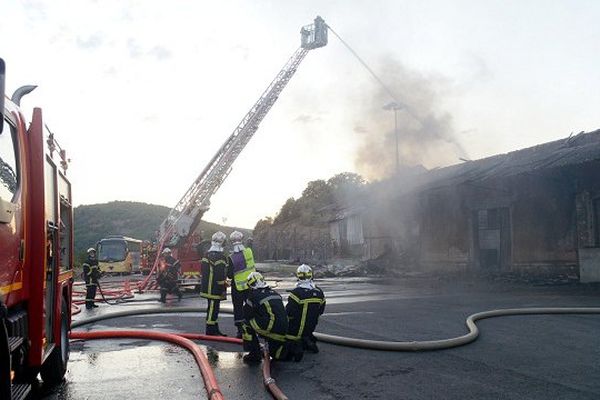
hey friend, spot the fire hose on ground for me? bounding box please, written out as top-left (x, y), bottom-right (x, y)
top-left (70, 305), bottom-right (600, 399)
top-left (70, 305), bottom-right (600, 351)
top-left (69, 330), bottom-right (226, 400)
top-left (70, 307), bottom-right (289, 400)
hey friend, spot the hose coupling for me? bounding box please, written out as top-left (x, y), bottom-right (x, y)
top-left (264, 377), bottom-right (276, 385)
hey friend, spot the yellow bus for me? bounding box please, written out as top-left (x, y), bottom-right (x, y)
top-left (97, 235), bottom-right (142, 275)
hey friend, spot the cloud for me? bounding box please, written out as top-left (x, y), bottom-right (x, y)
top-left (148, 46), bottom-right (172, 60)
top-left (76, 34), bottom-right (104, 50)
top-left (294, 114), bottom-right (321, 124)
top-left (127, 39), bottom-right (172, 60)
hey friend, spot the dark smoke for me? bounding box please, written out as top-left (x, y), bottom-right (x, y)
top-left (354, 57), bottom-right (467, 180)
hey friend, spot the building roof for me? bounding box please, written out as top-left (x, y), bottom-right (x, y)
top-left (397, 128), bottom-right (600, 193)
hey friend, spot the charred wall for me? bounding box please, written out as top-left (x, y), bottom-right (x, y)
top-left (414, 163), bottom-right (599, 278)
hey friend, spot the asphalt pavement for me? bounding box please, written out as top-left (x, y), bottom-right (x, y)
top-left (33, 271), bottom-right (600, 400)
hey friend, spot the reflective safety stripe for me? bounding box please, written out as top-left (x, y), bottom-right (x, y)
top-left (264, 302), bottom-right (275, 332)
top-left (259, 295), bottom-right (281, 305)
top-left (275, 345), bottom-right (284, 359)
top-left (288, 293), bottom-right (324, 305)
top-left (200, 292), bottom-right (222, 300)
top-left (298, 301), bottom-right (309, 338)
top-left (208, 264), bottom-right (214, 294)
top-left (207, 301), bottom-right (215, 323)
top-left (250, 319), bottom-right (286, 342)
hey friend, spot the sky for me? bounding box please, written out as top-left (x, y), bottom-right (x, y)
top-left (1, 0), bottom-right (599, 229)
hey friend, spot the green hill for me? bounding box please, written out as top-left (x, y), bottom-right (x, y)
top-left (74, 201), bottom-right (251, 265)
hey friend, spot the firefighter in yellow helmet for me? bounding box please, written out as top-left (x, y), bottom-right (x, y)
top-left (200, 231), bottom-right (230, 336)
top-left (285, 264), bottom-right (326, 360)
top-left (226, 230), bottom-right (256, 338)
top-left (241, 272), bottom-right (288, 363)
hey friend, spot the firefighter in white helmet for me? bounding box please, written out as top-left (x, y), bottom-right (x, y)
top-left (82, 247), bottom-right (101, 309)
top-left (200, 231), bottom-right (230, 336)
top-left (240, 272), bottom-right (289, 363)
top-left (285, 264), bottom-right (326, 359)
top-left (226, 230), bottom-right (256, 338)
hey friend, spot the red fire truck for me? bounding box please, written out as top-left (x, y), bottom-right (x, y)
top-left (0, 58), bottom-right (73, 400)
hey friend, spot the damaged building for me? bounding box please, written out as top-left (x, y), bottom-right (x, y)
top-left (334, 129), bottom-right (600, 281)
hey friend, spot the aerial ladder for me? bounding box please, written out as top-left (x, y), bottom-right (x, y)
top-left (139, 16), bottom-right (328, 291)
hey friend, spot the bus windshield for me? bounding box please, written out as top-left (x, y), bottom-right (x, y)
top-left (98, 240), bottom-right (127, 262)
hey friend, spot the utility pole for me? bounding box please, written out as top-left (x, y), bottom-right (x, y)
top-left (383, 102), bottom-right (403, 174)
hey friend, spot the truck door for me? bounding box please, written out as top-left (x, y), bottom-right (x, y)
top-left (0, 115), bottom-right (23, 302)
top-left (43, 158), bottom-right (59, 347)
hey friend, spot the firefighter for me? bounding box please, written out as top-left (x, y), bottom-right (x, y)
top-left (286, 264), bottom-right (326, 359)
top-left (157, 247), bottom-right (183, 303)
top-left (82, 248), bottom-right (101, 309)
top-left (227, 230), bottom-right (256, 338)
top-left (200, 231), bottom-right (229, 336)
top-left (241, 272), bottom-right (288, 363)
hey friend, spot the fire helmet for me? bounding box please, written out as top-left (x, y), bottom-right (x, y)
top-left (230, 230), bottom-right (243, 244)
top-left (296, 264), bottom-right (313, 280)
top-left (87, 247), bottom-right (96, 254)
top-left (212, 231), bottom-right (226, 244)
top-left (161, 247), bottom-right (172, 255)
top-left (247, 271), bottom-right (267, 289)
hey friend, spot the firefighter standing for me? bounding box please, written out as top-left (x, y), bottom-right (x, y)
top-left (157, 247), bottom-right (183, 303)
top-left (82, 247), bottom-right (101, 309)
top-left (227, 230), bottom-right (256, 338)
top-left (241, 272), bottom-right (288, 363)
top-left (200, 231), bottom-right (229, 336)
top-left (286, 264), bottom-right (326, 360)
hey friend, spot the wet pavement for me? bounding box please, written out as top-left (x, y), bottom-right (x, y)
top-left (33, 270), bottom-right (600, 399)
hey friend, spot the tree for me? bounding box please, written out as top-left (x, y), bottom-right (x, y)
top-left (273, 198), bottom-right (299, 224)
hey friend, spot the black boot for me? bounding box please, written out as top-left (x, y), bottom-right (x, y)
top-left (215, 324), bottom-right (227, 337)
top-left (242, 352), bottom-right (262, 363)
top-left (303, 337), bottom-right (319, 353)
top-left (206, 324), bottom-right (219, 336)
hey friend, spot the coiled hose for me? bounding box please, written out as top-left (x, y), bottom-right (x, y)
top-left (71, 306), bottom-right (600, 350)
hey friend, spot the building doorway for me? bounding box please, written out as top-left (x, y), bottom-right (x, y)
top-left (474, 207), bottom-right (511, 270)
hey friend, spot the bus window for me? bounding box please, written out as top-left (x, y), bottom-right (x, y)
top-left (98, 240), bottom-right (128, 262)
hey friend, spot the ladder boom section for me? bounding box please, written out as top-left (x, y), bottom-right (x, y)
top-left (161, 47), bottom-right (309, 242)
top-left (158, 16), bottom-right (328, 250)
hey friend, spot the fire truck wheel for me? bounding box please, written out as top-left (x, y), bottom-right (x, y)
top-left (40, 299), bottom-right (69, 384)
top-left (0, 320), bottom-right (11, 400)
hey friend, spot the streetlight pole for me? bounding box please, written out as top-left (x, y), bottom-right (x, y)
top-left (383, 101), bottom-right (403, 175)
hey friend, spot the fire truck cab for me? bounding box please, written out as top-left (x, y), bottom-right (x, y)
top-left (0, 58), bottom-right (73, 400)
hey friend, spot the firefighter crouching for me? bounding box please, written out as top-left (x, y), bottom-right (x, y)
top-left (241, 272), bottom-right (288, 363)
top-left (83, 247), bottom-right (101, 309)
top-left (227, 230), bottom-right (256, 338)
top-left (286, 264), bottom-right (326, 360)
top-left (200, 231), bottom-right (229, 336)
top-left (157, 247), bottom-right (183, 303)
